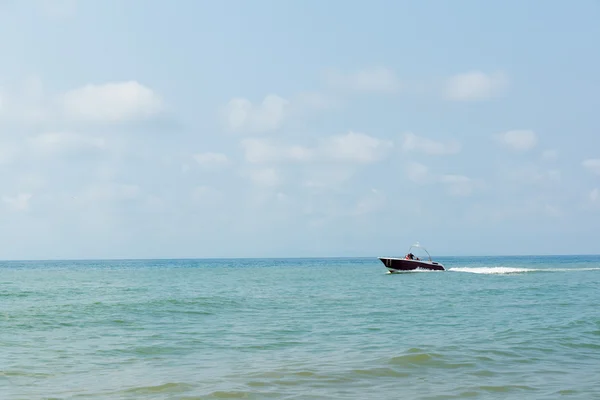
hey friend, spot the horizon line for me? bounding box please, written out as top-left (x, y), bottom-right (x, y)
top-left (1, 253), bottom-right (599, 263)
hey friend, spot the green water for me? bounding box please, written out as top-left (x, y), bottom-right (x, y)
top-left (2, 256), bottom-right (600, 399)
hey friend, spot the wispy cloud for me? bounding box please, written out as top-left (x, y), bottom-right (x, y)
top-left (223, 94), bottom-right (289, 133)
top-left (496, 130), bottom-right (538, 151)
top-left (240, 132), bottom-right (393, 165)
top-left (323, 66), bottom-right (400, 93)
top-left (444, 70), bottom-right (508, 101)
top-left (61, 81), bottom-right (164, 123)
top-left (582, 159), bottom-right (600, 175)
top-left (400, 132), bottom-right (461, 155)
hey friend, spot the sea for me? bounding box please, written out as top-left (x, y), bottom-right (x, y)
top-left (2, 255), bottom-right (600, 399)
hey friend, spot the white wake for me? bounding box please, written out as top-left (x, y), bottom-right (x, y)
top-left (448, 267), bottom-right (600, 275)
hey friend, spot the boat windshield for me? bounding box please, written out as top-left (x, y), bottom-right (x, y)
top-left (406, 243), bottom-right (433, 262)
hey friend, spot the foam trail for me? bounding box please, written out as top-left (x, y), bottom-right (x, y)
top-left (387, 267), bottom-right (441, 274)
top-left (449, 267), bottom-right (600, 275)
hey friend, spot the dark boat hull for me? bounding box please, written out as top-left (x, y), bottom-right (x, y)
top-left (379, 257), bottom-right (445, 272)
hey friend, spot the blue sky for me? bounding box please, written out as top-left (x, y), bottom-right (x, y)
top-left (1, 0), bottom-right (599, 259)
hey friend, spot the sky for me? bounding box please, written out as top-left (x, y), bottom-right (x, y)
top-left (0, 0), bottom-right (599, 259)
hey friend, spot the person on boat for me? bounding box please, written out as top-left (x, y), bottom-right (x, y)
top-left (405, 253), bottom-right (420, 261)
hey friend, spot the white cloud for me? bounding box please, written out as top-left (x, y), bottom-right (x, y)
top-left (439, 174), bottom-right (474, 196)
top-left (404, 164), bottom-right (479, 196)
top-left (405, 162), bottom-right (430, 184)
top-left (27, 132), bottom-right (106, 155)
top-left (324, 67), bottom-right (400, 93)
top-left (444, 70), bottom-right (508, 101)
top-left (582, 158), bottom-right (600, 175)
top-left (500, 163), bottom-right (561, 185)
top-left (590, 188), bottom-right (599, 203)
top-left (1, 79), bottom-right (165, 126)
top-left (2, 193), bottom-right (32, 211)
top-left (241, 132), bottom-right (392, 165)
top-left (320, 131), bottom-right (393, 164)
top-left (239, 133), bottom-right (389, 190)
top-left (61, 81), bottom-right (163, 123)
top-left (496, 130), bottom-right (538, 151)
top-left (224, 94), bottom-right (289, 133)
top-left (245, 168), bottom-right (282, 187)
top-left (193, 152), bottom-right (230, 168)
top-left (222, 91), bottom-right (338, 134)
top-left (241, 138), bottom-right (313, 164)
top-left (400, 132), bottom-right (461, 155)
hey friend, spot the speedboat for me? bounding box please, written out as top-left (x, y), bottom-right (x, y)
top-left (378, 242), bottom-right (445, 272)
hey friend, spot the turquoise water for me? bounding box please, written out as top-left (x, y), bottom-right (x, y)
top-left (2, 255), bottom-right (600, 399)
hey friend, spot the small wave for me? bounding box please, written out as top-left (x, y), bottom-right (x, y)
top-left (350, 367), bottom-right (410, 378)
top-left (449, 267), bottom-right (600, 274)
top-left (200, 390), bottom-right (270, 399)
top-left (0, 370), bottom-right (53, 378)
top-left (123, 382), bottom-right (194, 394)
top-left (387, 351), bottom-right (443, 366)
top-left (476, 384), bottom-right (536, 393)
